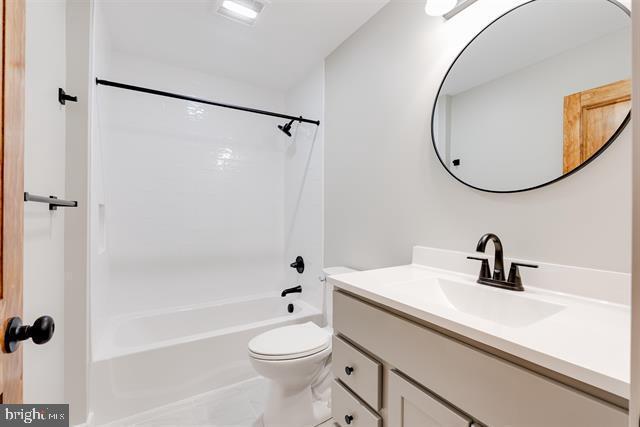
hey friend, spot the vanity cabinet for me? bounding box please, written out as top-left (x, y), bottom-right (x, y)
top-left (387, 370), bottom-right (471, 427)
top-left (331, 290), bottom-right (627, 427)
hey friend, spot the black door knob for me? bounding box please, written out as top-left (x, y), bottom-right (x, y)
top-left (4, 315), bottom-right (55, 353)
top-left (344, 415), bottom-right (354, 425)
top-left (345, 366), bottom-right (354, 375)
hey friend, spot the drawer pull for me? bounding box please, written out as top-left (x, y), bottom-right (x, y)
top-left (344, 415), bottom-right (354, 425)
top-left (345, 366), bottom-right (355, 375)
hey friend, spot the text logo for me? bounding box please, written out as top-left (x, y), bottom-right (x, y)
top-left (0, 405), bottom-right (68, 426)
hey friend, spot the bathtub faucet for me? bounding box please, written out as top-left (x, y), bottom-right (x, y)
top-left (281, 285), bottom-right (302, 297)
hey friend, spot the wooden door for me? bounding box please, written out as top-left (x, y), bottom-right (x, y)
top-left (0, 0), bottom-right (25, 403)
top-left (388, 370), bottom-right (472, 427)
top-left (563, 79), bottom-right (631, 174)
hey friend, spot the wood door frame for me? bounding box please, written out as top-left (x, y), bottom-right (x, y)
top-left (563, 79), bottom-right (631, 174)
top-left (0, 0), bottom-right (25, 403)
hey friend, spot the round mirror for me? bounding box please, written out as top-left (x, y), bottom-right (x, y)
top-left (431, 0), bottom-right (631, 193)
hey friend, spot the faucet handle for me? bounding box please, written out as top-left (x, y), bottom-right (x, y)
top-left (507, 262), bottom-right (538, 288)
top-left (467, 256), bottom-right (491, 280)
top-left (511, 262), bottom-right (538, 268)
top-left (290, 256), bottom-right (305, 274)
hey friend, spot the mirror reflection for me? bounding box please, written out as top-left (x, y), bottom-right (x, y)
top-left (432, 0), bottom-right (631, 192)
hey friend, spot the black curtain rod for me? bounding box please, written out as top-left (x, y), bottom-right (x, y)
top-left (95, 78), bottom-right (320, 126)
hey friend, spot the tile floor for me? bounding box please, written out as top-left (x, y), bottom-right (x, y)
top-left (104, 377), bottom-right (336, 427)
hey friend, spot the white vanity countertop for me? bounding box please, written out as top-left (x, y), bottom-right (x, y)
top-left (330, 263), bottom-right (630, 399)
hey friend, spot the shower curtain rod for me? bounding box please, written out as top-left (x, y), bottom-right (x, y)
top-left (95, 78), bottom-right (321, 126)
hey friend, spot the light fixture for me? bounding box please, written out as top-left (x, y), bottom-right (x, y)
top-left (217, 0), bottom-right (265, 25)
top-left (424, 0), bottom-right (458, 17)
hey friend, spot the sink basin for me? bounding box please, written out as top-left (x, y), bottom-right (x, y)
top-left (387, 277), bottom-right (566, 328)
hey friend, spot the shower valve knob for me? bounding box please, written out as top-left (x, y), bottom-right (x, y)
top-left (345, 415), bottom-right (354, 425)
top-left (4, 315), bottom-right (55, 353)
top-left (345, 366), bottom-right (354, 375)
top-left (290, 256), bottom-right (305, 274)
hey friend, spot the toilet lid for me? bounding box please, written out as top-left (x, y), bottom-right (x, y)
top-left (249, 322), bottom-right (330, 360)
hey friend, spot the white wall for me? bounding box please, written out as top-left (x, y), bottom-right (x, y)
top-left (283, 63), bottom-right (325, 314)
top-left (24, 0), bottom-right (66, 404)
top-left (91, 47), bottom-right (290, 356)
top-left (24, 0), bottom-right (92, 419)
top-left (65, 0), bottom-right (93, 423)
top-left (325, 0), bottom-right (631, 273)
top-left (444, 28), bottom-right (630, 191)
top-left (88, 0), bottom-right (110, 364)
top-left (629, 1), bottom-right (639, 424)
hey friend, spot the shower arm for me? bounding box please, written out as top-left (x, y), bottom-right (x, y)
top-left (95, 78), bottom-right (321, 126)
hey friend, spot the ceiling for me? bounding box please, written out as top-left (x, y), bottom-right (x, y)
top-left (97, 0), bottom-right (389, 92)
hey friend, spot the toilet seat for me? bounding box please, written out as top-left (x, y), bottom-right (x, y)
top-left (249, 322), bottom-right (331, 361)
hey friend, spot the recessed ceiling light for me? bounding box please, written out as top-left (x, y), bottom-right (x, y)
top-left (217, 0), bottom-right (265, 26)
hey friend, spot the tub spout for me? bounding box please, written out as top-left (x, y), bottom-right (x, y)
top-left (281, 285), bottom-right (302, 297)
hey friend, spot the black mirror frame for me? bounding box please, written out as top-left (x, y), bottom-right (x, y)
top-left (430, 0), bottom-right (631, 194)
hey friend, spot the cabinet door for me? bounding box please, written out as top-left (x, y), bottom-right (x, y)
top-left (388, 370), bottom-right (471, 427)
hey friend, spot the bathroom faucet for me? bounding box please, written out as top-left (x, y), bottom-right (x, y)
top-left (281, 285), bottom-right (302, 297)
top-left (467, 233), bottom-right (538, 291)
top-left (475, 233), bottom-right (505, 281)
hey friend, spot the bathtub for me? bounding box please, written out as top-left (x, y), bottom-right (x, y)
top-left (90, 294), bottom-right (322, 425)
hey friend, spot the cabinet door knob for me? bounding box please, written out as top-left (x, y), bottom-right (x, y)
top-left (344, 415), bottom-right (354, 425)
top-left (345, 366), bottom-right (354, 375)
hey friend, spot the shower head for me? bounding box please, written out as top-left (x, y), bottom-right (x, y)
top-left (278, 119), bottom-right (295, 137)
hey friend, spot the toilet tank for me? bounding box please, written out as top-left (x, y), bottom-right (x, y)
top-left (322, 266), bottom-right (359, 330)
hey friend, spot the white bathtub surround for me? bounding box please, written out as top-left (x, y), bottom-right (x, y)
top-left (90, 46), bottom-right (290, 423)
top-left (329, 246), bottom-right (630, 399)
top-left (284, 63), bottom-right (326, 315)
top-left (92, 50), bottom-right (288, 322)
top-left (89, 44), bottom-right (330, 423)
top-left (91, 296), bottom-right (320, 425)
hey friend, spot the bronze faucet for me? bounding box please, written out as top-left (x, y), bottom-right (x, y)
top-left (467, 233), bottom-right (538, 291)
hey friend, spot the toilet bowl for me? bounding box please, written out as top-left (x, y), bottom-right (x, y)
top-left (248, 266), bottom-right (359, 427)
top-left (249, 322), bottom-right (332, 427)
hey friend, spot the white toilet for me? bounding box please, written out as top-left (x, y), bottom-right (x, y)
top-left (248, 266), bottom-right (357, 427)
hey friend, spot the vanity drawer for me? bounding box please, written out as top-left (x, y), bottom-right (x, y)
top-left (332, 335), bottom-right (382, 410)
top-left (333, 291), bottom-right (627, 427)
top-left (332, 379), bottom-right (381, 427)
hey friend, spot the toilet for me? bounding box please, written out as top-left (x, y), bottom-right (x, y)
top-left (248, 266), bottom-right (358, 427)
